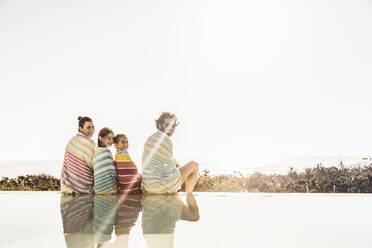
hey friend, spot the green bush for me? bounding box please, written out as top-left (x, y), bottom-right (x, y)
top-left (3, 163), bottom-right (372, 193)
top-left (195, 163), bottom-right (372, 193)
top-left (0, 174), bottom-right (60, 191)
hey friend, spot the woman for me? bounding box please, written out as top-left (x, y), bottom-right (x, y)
top-left (93, 127), bottom-right (118, 194)
top-left (61, 116), bottom-right (95, 194)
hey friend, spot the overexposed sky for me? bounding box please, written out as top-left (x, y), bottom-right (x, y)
top-left (1, 0), bottom-right (372, 168)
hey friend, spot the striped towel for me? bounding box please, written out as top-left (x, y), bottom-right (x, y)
top-left (61, 133), bottom-right (95, 194)
top-left (115, 150), bottom-right (142, 194)
top-left (141, 131), bottom-right (181, 194)
top-left (93, 147), bottom-right (118, 194)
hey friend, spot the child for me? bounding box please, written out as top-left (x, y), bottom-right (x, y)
top-left (114, 134), bottom-right (142, 194)
top-left (93, 127), bottom-right (117, 194)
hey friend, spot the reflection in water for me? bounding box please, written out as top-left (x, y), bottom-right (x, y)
top-left (142, 194), bottom-right (200, 248)
top-left (60, 193), bottom-right (199, 248)
top-left (114, 194), bottom-right (142, 247)
top-left (60, 194), bottom-right (142, 248)
top-left (94, 195), bottom-right (119, 247)
top-left (60, 194), bottom-right (95, 248)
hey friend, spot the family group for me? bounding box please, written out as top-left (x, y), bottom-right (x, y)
top-left (60, 112), bottom-right (199, 195)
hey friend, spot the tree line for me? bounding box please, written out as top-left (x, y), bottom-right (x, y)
top-left (2, 163), bottom-right (372, 193)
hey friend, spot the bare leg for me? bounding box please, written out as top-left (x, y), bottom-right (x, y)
top-left (179, 161), bottom-right (199, 192)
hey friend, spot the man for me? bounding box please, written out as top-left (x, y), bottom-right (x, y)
top-left (142, 112), bottom-right (199, 194)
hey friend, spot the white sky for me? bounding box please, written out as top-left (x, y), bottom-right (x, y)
top-left (1, 0), bottom-right (372, 169)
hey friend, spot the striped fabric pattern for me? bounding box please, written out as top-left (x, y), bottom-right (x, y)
top-left (115, 150), bottom-right (142, 194)
top-left (141, 131), bottom-right (181, 194)
top-left (93, 147), bottom-right (118, 194)
top-left (61, 133), bottom-right (95, 194)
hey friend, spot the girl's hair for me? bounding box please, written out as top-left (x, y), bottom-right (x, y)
top-left (78, 116), bottom-right (93, 129)
top-left (155, 112), bottom-right (176, 130)
top-left (97, 127), bottom-right (114, 147)
top-left (114, 134), bottom-right (127, 144)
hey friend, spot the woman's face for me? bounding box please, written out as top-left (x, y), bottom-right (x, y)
top-left (100, 132), bottom-right (114, 147)
top-left (79, 121), bottom-right (95, 137)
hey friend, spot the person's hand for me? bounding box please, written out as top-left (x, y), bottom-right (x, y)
top-left (175, 159), bottom-right (181, 168)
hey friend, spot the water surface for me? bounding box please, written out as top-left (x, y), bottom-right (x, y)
top-left (1, 192), bottom-right (372, 248)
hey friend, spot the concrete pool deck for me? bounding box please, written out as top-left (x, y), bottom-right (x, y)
top-left (1, 192), bottom-right (372, 248)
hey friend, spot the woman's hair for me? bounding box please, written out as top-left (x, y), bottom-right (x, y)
top-left (155, 112), bottom-right (176, 130)
top-left (114, 134), bottom-right (127, 144)
top-left (97, 127), bottom-right (114, 147)
top-left (78, 116), bottom-right (93, 129)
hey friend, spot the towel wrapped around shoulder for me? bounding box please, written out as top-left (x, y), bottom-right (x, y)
top-left (93, 147), bottom-right (117, 194)
top-left (61, 133), bottom-right (95, 194)
top-left (115, 150), bottom-right (142, 194)
top-left (141, 131), bottom-right (181, 194)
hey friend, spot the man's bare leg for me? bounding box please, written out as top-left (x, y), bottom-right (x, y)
top-left (179, 161), bottom-right (199, 192)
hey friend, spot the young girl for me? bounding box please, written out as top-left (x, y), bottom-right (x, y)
top-left (93, 127), bottom-right (118, 194)
top-left (114, 134), bottom-right (142, 194)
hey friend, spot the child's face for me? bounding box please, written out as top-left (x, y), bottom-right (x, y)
top-left (100, 132), bottom-right (114, 148)
top-left (115, 137), bottom-right (129, 150)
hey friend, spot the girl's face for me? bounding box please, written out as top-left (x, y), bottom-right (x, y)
top-left (116, 137), bottom-right (129, 150)
top-left (79, 121), bottom-right (95, 137)
top-left (100, 132), bottom-right (114, 147)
